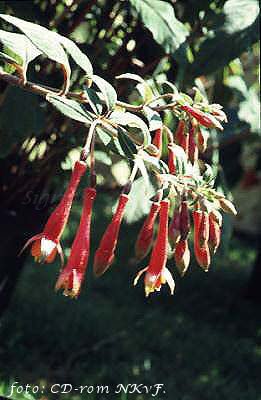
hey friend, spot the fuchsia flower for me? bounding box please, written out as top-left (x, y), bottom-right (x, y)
top-left (175, 119), bottom-right (189, 155)
top-left (135, 201), bottom-right (160, 260)
top-left (208, 212), bottom-right (221, 254)
top-left (93, 193), bottom-right (129, 277)
top-left (188, 123), bottom-right (198, 164)
top-left (168, 207), bottom-right (181, 245)
top-left (134, 199), bottom-right (175, 297)
top-left (174, 239), bottom-right (190, 276)
top-left (193, 210), bottom-right (211, 271)
top-left (21, 160), bottom-right (87, 265)
top-left (181, 105), bottom-right (223, 130)
top-left (55, 187), bottom-right (96, 298)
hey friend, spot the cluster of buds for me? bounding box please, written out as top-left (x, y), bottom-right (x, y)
top-left (21, 85), bottom-right (236, 299)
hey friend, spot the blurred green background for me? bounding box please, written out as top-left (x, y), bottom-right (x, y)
top-left (0, 1), bottom-right (260, 399)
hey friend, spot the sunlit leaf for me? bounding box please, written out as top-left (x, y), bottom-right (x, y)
top-left (92, 74), bottom-right (117, 111)
top-left (0, 29), bottom-right (41, 75)
top-left (143, 106), bottom-right (162, 131)
top-left (0, 14), bottom-right (71, 91)
top-left (84, 86), bottom-right (103, 115)
top-left (46, 94), bottom-right (93, 124)
top-left (129, 0), bottom-right (189, 53)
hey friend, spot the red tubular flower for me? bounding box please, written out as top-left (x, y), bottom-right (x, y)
top-left (175, 120), bottom-right (186, 144)
top-left (193, 211), bottom-right (211, 271)
top-left (93, 193), bottom-right (129, 277)
top-left (174, 239), bottom-right (190, 276)
top-left (168, 144), bottom-right (177, 174)
top-left (198, 211), bottom-right (209, 246)
top-left (181, 105), bottom-right (223, 130)
top-left (55, 187), bottom-right (96, 298)
top-left (168, 207), bottom-right (181, 245)
top-left (180, 200), bottom-right (190, 240)
top-left (135, 201), bottom-right (160, 261)
top-left (197, 127), bottom-right (209, 153)
top-left (208, 212), bottom-right (221, 254)
top-left (134, 199), bottom-right (175, 297)
top-left (21, 160), bottom-right (87, 265)
top-left (152, 128), bottom-right (162, 159)
top-left (188, 123), bottom-right (198, 164)
top-left (175, 120), bottom-right (189, 155)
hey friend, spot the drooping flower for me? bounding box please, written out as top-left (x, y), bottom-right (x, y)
top-left (21, 160), bottom-right (87, 265)
top-left (93, 193), bottom-right (129, 277)
top-left (168, 144), bottom-right (176, 175)
top-left (198, 211), bottom-right (209, 246)
top-left (197, 126), bottom-right (209, 153)
top-left (180, 200), bottom-right (190, 240)
top-left (193, 210), bottom-right (211, 271)
top-left (135, 201), bottom-right (160, 260)
top-left (208, 211), bottom-right (221, 254)
top-left (55, 187), bottom-right (96, 298)
top-left (188, 123), bottom-right (198, 164)
top-left (168, 206), bottom-right (181, 245)
top-left (181, 105), bottom-right (223, 130)
top-left (175, 119), bottom-right (189, 155)
top-left (134, 199), bottom-right (175, 297)
top-left (174, 239), bottom-right (190, 276)
top-left (152, 128), bottom-right (163, 159)
top-left (175, 120), bottom-right (186, 145)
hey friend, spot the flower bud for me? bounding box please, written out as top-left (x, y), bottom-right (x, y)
top-left (188, 124), bottom-right (198, 164)
top-left (180, 201), bottom-right (190, 240)
top-left (193, 210), bottom-right (211, 271)
top-left (174, 239), bottom-right (190, 276)
top-left (208, 213), bottom-right (221, 254)
top-left (168, 208), bottom-right (181, 245)
top-left (219, 198), bottom-right (237, 216)
top-left (94, 193), bottom-right (129, 277)
top-left (198, 211), bottom-right (209, 246)
top-left (135, 202), bottom-right (160, 260)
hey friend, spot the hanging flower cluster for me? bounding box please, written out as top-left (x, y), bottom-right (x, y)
top-left (2, 14), bottom-right (236, 298)
top-left (21, 94), bottom-right (236, 298)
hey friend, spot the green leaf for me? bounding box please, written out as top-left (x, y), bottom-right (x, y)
top-left (189, 0), bottom-right (259, 77)
top-left (143, 106), bottom-right (162, 131)
top-left (124, 176), bottom-right (155, 223)
top-left (224, 0), bottom-right (259, 33)
top-left (118, 127), bottom-right (137, 159)
top-left (92, 74), bottom-right (117, 111)
top-left (140, 150), bottom-right (169, 174)
top-left (116, 73), bottom-right (154, 103)
top-left (238, 87), bottom-right (260, 134)
top-left (96, 126), bottom-right (112, 146)
top-left (57, 35), bottom-right (93, 78)
top-left (0, 14), bottom-right (71, 89)
top-left (129, 0), bottom-right (189, 53)
top-left (226, 76), bottom-right (260, 134)
top-left (109, 111), bottom-right (151, 147)
top-left (0, 86), bottom-right (45, 157)
top-left (0, 51), bottom-right (19, 65)
top-left (116, 72), bottom-right (145, 84)
top-left (46, 94), bottom-right (93, 124)
top-left (84, 86), bottom-right (103, 115)
top-left (0, 29), bottom-right (41, 73)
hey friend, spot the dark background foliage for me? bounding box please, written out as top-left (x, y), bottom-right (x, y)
top-left (0, 1), bottom-right (260, 399)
